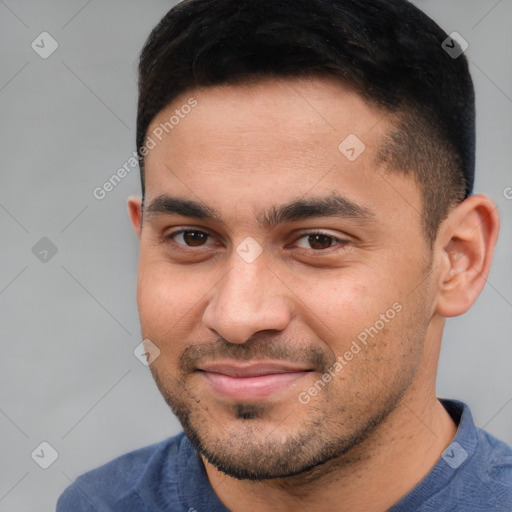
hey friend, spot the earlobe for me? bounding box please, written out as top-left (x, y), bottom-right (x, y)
top-left (434, 195), bottom-right (500, 318)
top-left (127, 196), bottom-right (143, 238)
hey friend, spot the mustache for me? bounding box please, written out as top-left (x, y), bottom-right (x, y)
top-left (178, 336), bottom-right (335, 374)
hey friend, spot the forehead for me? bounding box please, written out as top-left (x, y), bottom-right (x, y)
top-left (143, 76), bottom-right (420, 226)
top-left (146, 75), bottom-right (387, 163)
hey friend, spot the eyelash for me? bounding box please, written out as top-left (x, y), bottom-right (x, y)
top-left (164, 229), bottom-right (349, 252)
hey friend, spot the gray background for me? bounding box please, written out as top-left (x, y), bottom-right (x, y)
top-left (0, 1), bottom-right (511, 510)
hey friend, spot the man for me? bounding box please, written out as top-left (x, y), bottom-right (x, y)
top-left (57, 0), bottom-right (512, 510)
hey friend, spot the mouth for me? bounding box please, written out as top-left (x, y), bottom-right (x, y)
top-left (197, 361), bottom-right (313, 401)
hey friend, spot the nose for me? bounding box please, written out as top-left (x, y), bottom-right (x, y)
top-left (202, 252), bottom-right (292, 344)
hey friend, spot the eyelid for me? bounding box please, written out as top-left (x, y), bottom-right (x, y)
top-left (163, 227), bottom-right (350, 250)
top-left (289, 230), bottom-right (351, 250)
top-left (163, 227), bottom-right (216, 246)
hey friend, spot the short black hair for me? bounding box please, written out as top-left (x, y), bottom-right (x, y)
top-left (137, 0), bottom-right (475, 243)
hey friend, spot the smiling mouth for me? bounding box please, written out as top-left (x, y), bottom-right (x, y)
top-left (197, 361), bottom-right (313, 401)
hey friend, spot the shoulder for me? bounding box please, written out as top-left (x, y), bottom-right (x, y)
top-left (391, 400), bottom-right (512, 512)
top-left (472, 427), bottom-right (512, 501)
top-left (56, 432), bottom-right (189, 512)
top-left (444, 400), bottom-right (512, 511)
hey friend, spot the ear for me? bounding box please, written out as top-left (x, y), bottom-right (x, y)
top-left (434, 194), bottom-right (500, 317)
top-left (127, 196), bottom-right (142, 239)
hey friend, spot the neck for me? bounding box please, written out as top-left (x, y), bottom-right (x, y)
top-left (203, 391), bottom-right (457, 512)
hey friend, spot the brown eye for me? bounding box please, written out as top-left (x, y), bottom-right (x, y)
top-left (172, 230), bottom-right (210, 246)
top-left (293, 232), bottom-right (348, 251)
top-left (307, 234), bottom-right (334, 250)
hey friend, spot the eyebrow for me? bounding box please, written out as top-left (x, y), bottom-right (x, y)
top-left (258, 195), bottom-right (375, 226)
top-left (144, 194), bottom-right (375, 227)
top-left (145, 195), bottom-right (223, 223)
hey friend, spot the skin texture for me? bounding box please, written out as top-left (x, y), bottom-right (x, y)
top-left (128, 76), bottom-right (499, 512)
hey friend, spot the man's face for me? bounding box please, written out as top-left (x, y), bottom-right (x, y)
top-left (135, 77), bottom-right (436, 479)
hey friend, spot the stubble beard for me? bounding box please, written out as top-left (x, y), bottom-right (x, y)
top-left (150, 364), bottom-right (412, 482)
top-left (146, 292), bottom-right (429, 482)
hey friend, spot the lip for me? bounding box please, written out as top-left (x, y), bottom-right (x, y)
top-left (198, 361), bottom-right (312, 401)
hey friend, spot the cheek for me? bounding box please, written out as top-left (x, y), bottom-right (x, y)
top-left (295, 268), bottom-right (372, 320)
top-left (137, 253), bottom-right (243, 360)
top-left (136, 259), bottom-right (202, 339)
top-left (295, 271), bottom-right (406, 357)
